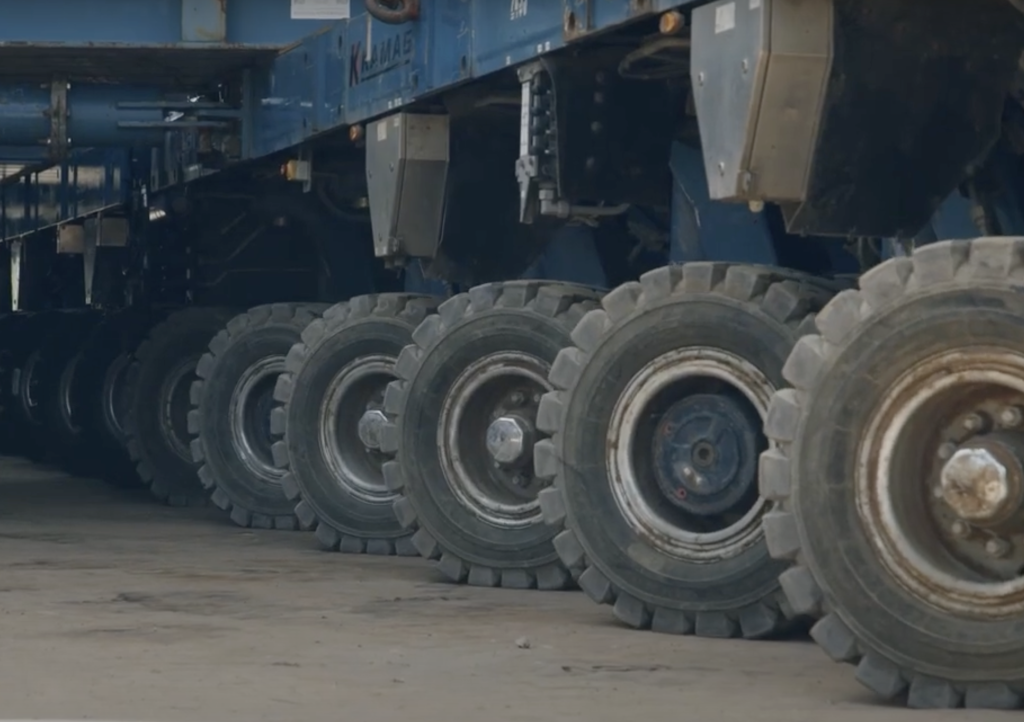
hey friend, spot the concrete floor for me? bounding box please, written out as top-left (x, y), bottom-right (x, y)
top-left (0, 457), bottom-right (1013, 722)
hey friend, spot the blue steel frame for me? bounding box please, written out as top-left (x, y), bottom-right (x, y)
top-left (0, 0), bottom-right (706, 240)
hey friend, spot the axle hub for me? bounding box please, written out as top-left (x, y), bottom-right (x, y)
top-left (357, 408), bottom-right (388, 451)
top-left (940, 436), bottom-right (1024, 527)
top-left (485, 415), bottom-right (533, 465)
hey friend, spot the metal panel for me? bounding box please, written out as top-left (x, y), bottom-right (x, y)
top-left (366, 112), bottom-right (449, 258)
top-left (691, 0), bottom-right (831, 204)
top-left (182, 0), bottom-right (227, 43)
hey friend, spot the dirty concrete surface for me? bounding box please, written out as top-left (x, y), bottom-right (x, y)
top-left (0, 457), bottom-right (1011, 722)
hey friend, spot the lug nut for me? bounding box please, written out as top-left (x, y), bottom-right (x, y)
top-left (963, 413), bottom-right (985, 433)
top-left (509, 391), bottom-right (525, 406)
top-left (1000, 406), bottom-right (1023, 428)
top-left (985, 537), bottom-right (1012, 558)
top-left (937, 442), bottom-right (957, 461)
top-left (950, 520), bottom-right (972, 539)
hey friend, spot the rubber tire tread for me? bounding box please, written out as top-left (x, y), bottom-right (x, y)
top-left (271, 293), bottom-right (439, 553)
top-left (538, 263), bottom-right (839, 636)
top-left (381, 280), bottom-right (603, 588)
top-left (188, 302), bottom-right (329, 530)
top-left (124, 306), bottom-right (236, 507)
top-left (762, 238), bottom-right (1024, 709)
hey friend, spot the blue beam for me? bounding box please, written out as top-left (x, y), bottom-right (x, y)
top-left (0, 0), bottom-right (333, 46)
top-left (250, 0), bottom-right (694, 158)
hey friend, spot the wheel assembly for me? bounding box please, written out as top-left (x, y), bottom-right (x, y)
top-left (189, 303), bottom-right (327, 529)
top-left (14, 310), bottom-right (100, 466)
top-left (27, 310), bottom-right (102, 473)
top-left (70, 309), bottom-right (159, 488)
top-left (381, 281), bottom-right (602, 588)
top-left (537, 263), bottom-right (836, 636)
top-left (270, 294), bottom-right (438, 552)
top-left (763, 238), bottom-right (1024, 708)
top-left (0, 313), bottom-right (36, 455)
top-left (123, 306), bottom-right (236, 506)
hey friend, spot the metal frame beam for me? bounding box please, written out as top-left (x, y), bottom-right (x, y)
top-left (0, 0), bottom-right (335, 47)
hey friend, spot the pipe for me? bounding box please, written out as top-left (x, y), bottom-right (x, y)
top-left (0, 84), bottom-right (208, 149)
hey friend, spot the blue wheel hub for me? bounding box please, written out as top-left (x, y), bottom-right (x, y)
top-left (651, 392), bottom-right (762, 516)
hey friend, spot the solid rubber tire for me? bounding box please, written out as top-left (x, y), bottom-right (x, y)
top-left (763, 238), bottom-right (1024, 708)
top-left (189, 302), bottom-right (328, 530)
top-left (123, 306), bottom-right (236, 507)
top-left (538, 263), bottom-right (837, 637)
top-left (270, 293), bottom-right (438, 553)
top-left (380, 281), bottom-right (603, 588)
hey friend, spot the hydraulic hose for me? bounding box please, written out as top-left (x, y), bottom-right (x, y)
top-left (365, 0), bottom-right (419, 24)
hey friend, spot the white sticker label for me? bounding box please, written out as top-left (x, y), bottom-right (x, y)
top-left (750, 0), bottom-right (761, 8)
top-left (715, 2), bottom-right (736, 33)
top-left (290, 0), bottom-right (350, 19)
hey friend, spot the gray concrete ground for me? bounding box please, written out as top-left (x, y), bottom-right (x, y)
top-left (0, 457), bottom-right (1013, 722)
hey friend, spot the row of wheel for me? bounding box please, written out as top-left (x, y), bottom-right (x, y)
top-left (2, 242), bottom-right (1022, 709)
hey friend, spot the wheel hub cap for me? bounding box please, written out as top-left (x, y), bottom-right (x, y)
top-left (485, 415), bottom-right (532, 465)
top-left (941, 437), bottom-right (1024, 527)
top-left (357, 408), bottom-right (388, 451)
top-left (652, 393), bottom-right (760, 516)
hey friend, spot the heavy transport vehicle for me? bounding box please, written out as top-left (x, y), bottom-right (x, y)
top-left (0, 0), bottom-right (1023, 710)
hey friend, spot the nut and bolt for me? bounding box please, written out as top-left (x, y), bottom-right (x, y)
top-left (1001, 406), bottom-right (1024, 428)
top-left (963, 413), bottom-right (985, 432)
top-left (985, 537), bottom-right (1012, 559)
top-left (950, 520), bottom-right (972, 539)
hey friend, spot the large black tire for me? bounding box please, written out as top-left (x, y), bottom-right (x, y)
top-left (24, 310), bottom-right (102, 472)
top-left (70, 308), bottom-right (161, 488)
top-left (537, 264), bottom-right (836, 637)
top-left (188, 302), bottom-right (328, 530)
top-left (124, 307), bottom-right (236, 506)
top-left (381, 281), bottom-right (603, 588)
top-left (0, 313), bottom-right (34, 455)
top-left (270, 294), bottom-right (438, 552)
top-left (763, 239), bottom-right (1024, 709)
top-left (13, 309), bottom-right (98, 464)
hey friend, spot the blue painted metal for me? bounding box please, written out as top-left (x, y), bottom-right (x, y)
top-left (520, 224), bottom-right (608, 289)
top-left (0, 0), bottom-right (331, 46)
top-left (250, 0), bottom-right (704, 158)
top-left (667, 142), bottom-right (777, 265)
top-left (0, 149), bottom-right (133, 239)
top-left (0, 85), bottom-right (173, 148)
top-left (651, 392), bottom-right (761, 517)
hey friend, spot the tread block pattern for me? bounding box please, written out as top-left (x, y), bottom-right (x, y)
top-left (188, 302), bottom-right (328, 530)
top-left (269, 294), bottom-right (439, 553)
top-left (536, 264), bottom-right (840, 638)
top-left (761, 238), bottom-right (1024, 708)
top-left (123, 307), bottom-right (234, 508)
top-left (379, 280), bottom-right (603, 588)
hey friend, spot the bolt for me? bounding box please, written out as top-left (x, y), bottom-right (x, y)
top-left (509, 391), bottom-right (525, 406)
top-left (532, 393), bottom-right (541, 405)
top-left (985, 537), bottom-right (1012, 558)
top-left (512, 474), bottom-right (529, 488)
top-left (963, 413), bottom-right (985, 433)
top-left (950, 520), bottom-right (972, 539)
top-left (1000, 406), bottom-right (1023, 428)
top-left (937, 442), bottom-right (957, 461)
top-left (697, 72), bottom-right (705, 86)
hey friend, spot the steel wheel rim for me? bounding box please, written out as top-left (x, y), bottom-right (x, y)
top-left (858, 347), bottom-right (1024, 619)
top-left (318, 354), bottom-right (396, 504)
top-left (439, 351), bottom-right (551, 530)
top-left (160, 356), bottom-right (198, 461)
top-left (103, 353), bottom-right (132, 442)
top-left (59, 352), bottom-right (83, 434)
top-left (607, 347), bottom-right (773, 562)
top-left (229, 355), bottom-right (285, 482)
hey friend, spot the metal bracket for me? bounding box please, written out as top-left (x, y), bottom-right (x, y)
top-left (48, 78), bottom-right (69, 160)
